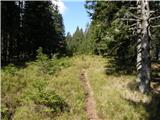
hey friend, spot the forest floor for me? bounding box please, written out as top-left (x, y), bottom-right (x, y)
top-left (1, 55), bottom-right (160, 120)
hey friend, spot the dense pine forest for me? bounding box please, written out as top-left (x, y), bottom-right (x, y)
top-left (1, 1), bottom-right (160, 120)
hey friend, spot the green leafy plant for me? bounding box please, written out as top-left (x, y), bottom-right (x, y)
top-left (36, 47), bottom-right (48, 62)
top-left (21, 79), bottom-right (69, 113)
top-left (36, 47), bottom-right (71, 75)
top-left (35, 90), bottom-right (69, 112)
top-left (2, 64), bottom-right (18, 75)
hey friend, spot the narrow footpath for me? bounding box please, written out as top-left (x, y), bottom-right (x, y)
top-left (80, 69), bottom-right (101, 120)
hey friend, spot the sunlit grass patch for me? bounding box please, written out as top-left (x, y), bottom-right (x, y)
top-left (81, 55), bottom-right (159, 120)
top-left (46, 66), bottom-right (87, 120)
top-left (1, 55), bottom-right (159, 120)
top-left (1, 55), bottom-right (87, 120)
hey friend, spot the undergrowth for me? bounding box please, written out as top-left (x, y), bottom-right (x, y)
top-left (1, 48), bottom-right (72, 120)
top-left (1, 53), bottom-right (159, 120)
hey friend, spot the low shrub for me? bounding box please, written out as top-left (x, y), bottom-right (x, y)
top-left (2, 64), bottom-right (18, 75)
top-left (35, 47), bottom-right (71, 75)
top-left (20, 79), bottom-right (69, 113)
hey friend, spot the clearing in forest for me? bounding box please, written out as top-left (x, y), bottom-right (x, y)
top-left (1, 55), bottom-right (160, 120)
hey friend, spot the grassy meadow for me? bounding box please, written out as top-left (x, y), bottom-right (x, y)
top-left (1, 54), bottom-right (160, 120)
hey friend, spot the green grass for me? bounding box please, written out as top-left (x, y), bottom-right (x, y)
top-left (1, 55), bottom-right (160, 120)
top-left (81, 55), bottom-right (160, 120)
top-left (1, 56), bottom-right (87, 120)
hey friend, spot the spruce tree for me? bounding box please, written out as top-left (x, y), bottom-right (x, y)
top-left (1, 1), bottom-right (20, 64)
top-left (52, 6), bottom-right (66, 55)
top-left (1, 1), bottom-right (66, 64)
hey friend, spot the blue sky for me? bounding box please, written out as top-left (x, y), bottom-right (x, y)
top-left (62, 1), bottom-right (91, 35)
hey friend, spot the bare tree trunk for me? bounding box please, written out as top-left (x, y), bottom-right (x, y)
top-left (136, 0), bottom-right (151, 93)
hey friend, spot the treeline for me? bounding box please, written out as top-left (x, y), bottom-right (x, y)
top-left (1, 1), bottom-right (65, 65)
top-left (2, 1), bottom-right (160, 72)
top-left (66, 1), bottom-right (160, 73)
top-left (66, 24), bottom-right (95, 55)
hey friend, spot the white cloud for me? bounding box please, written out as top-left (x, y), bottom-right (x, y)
top-left (51, 0), bottom-right (67, 14)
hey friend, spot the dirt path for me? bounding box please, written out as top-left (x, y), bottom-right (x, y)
top-left (80, 69), bottom-right (101, 120)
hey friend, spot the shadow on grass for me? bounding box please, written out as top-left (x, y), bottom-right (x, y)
top-left (123, 92), bottom-right (160, 120)
top-left (126, 79), bottom-right (160, 120)
top-left (104, 60), bottom-right (136, 76)
top-left (1, 58), bottom-right (36, 69)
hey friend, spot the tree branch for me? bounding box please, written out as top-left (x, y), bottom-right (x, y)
top-left (150, 16), bottom-right (160, 21)
top-left (151, 25), bottom-right (160, 28)
top-left (129, 27), bottom-right (137, 31)
top-left (129, 7), bottom-right (137, 10)
top-left (130, 23), bottom-right (137, 27)
top-left (120, 18), bottom-right (137, 21)
top-left (128, 12), bottom-right (140, 19)
top-left (150, 10), bottom-right (155, 14)
top-left (149, 11), bottom-right (155, 18)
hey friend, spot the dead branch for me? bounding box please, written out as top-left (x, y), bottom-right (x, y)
top-left (130, 23), bottom-right (137, 27)
top-left (151, 25), bottom-right (160, 28)
top-left (150, 16), bottom-right (160, 21)
top-left (129, 7), bottom-right (137, 10)
top-left (129, 27), bottom-right (137, 31)
top-left (128, 12), bottom-right (140, 19)
top-left (120, 18), bottom-right (137, 22)
top-left (150, 10), bottom-right (155, 14)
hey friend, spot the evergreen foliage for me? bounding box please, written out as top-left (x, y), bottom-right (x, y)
top-left (84, 1), bottom-right (160, 73)
top-left (1, 1), bottom-right (160, 119)
top-left (66, 24), bottom-right (96, 55)
top-left (1, 1), bottom-right (21, 63)
top-left (1, 1), bottom-right (66, 65)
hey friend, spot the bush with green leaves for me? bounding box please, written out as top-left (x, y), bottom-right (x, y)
top-left (36, 47), bottom-right (71, 75)
top-left (20, 79), bottom-right (69, 112)
top-left (2, 64), bottom-right (18, 75)
top-left (1, 49), bottom-right (70, 119)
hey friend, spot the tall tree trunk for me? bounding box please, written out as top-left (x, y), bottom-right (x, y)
top-left (136, 0), bottom-right (151, 93)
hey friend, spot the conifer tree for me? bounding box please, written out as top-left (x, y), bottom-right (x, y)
top-left (1, 1), bottom-right (66, 64)
top-left (1, 1), bottom-right (20, 64)
top-left (85, 1), bottom-right (160, 93)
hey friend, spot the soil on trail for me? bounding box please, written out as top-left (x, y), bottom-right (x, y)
top-left (80, 69), bottom-right (101, 120)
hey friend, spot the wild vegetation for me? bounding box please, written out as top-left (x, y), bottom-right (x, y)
top-left (1, 54), bottom-right (160, 120)
top-left (1, 1), bottom-right (160, 120)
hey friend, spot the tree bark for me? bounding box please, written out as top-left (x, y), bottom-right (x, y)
top-left (136, 0), bottom-right (151, 93)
